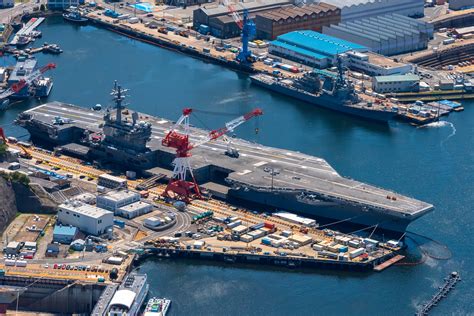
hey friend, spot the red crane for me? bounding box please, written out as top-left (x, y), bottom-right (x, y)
top-left (0, 127), bottom-right (6, 143)
top-left (10, 63), bottom-right (56, 94)
top-left (162, 108), bottom-right (263, 202)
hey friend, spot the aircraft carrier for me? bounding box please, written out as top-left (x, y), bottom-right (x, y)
top-left (15, 83), bottom-right (433, 233)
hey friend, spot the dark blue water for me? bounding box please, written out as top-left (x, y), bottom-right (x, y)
top-left (2, 17), bottom-right (473, 315)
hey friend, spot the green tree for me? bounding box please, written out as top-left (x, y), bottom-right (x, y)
top-left (0, 143), bottom-right (7, 155)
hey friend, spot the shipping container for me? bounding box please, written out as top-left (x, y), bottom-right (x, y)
top-left (349, 247), bottom-right (366, 259)
top-left (264, 222), bottom-right (275, 230)
top-left (348, 240), bottom-right (361, 248)
top-left (106, 256), bottom-right (123, 265)
top-left (250, 222), bottom-right (264, 230)
top-left (227, 220), bottom-right (242, 229)
top-left (261, 237), bottom-right (272, 245)
top-left (16, 260), bottom-right (27, 267)
top-left (248, 229), bottom-right (265, 239)
top-left (338, 246), bottom-right (348, 253)
top-left (443, 38), bottom-right (455, 45)
top-left (240, 234), bottom-right (253, 243)
top-left (312, 244), bottom-right (323, 251)
top-left (5, 259), bottom-right (15, 266)
top-left (128, 17), bottom-right (139, 24)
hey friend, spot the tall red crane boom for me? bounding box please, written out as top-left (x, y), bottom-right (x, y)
top-left (161, 107), bottom-right (263, 202)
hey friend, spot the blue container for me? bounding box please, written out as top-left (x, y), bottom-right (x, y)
top-left (199, 24), bottom-right (210, 35)
top-left (339, 246), bottom-right (348, 253)
top-left (262, 238), bottom-right (271, 245)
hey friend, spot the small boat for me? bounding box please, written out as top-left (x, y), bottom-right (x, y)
top-left (143, 297), bottom-right (171, 316)
top-left (15, 35), bottom-right (31, 48)
top-left (63, 7), bottom-right (88, 24)
top-left (43, 43), bottom-right (63, 54)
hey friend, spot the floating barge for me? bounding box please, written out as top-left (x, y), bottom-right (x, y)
top-left (138, 246), bottom-right (398, 272)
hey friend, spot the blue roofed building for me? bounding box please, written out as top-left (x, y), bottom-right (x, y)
top-left (53, 225), bottom-right (78, 244)
top-left (269, 30), bottom-right (368, 68)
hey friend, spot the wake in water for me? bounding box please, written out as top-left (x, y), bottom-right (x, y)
top-left (217, 92), bottom-right (252, 105)
top-left (418, 120), bottom-right (456, 144)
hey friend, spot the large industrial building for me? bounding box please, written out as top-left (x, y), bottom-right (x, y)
top-left (315, 0), bottom-right (424, 21)
top-left (269, 30), bottom-right (367, 68)
top-left (323, 14), bottom-right (434, 56)
top-left (96, 190), bottom-right (152, 219)
top-left (193, 0), bottom-right (291, 38)
top-left (344, 51), bottom-right (413, 76)
top-left (58, 201), bottom-right (114, 236)
top-left (372, 74), bottom-right (420, 93)
top-left (255, 3), bottom-right (341, 40)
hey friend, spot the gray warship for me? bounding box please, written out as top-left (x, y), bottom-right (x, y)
top-left (15, 82), bottom-right (433, 233)
top-left (250, 61), bottom-right (397, 122)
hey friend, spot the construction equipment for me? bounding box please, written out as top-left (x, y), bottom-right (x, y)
top-left (161, 108), bottom-right (263, 202)
top-left (222, 0), bottom-right (256, 64)
top-left (18, 145), bottom-right (32, 159)
top-left (52, 116), bottom-right (74, 125)
top-left (222, 135), bottom-right (239, 158)
top-left (0, 63), bottom-right (56, 100)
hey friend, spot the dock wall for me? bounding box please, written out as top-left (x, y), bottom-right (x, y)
top-left (139, 247), bottom-right (394, 272)
top-left (88, 17), bottom-right (256, 75)
top-left (0, 276), bottom-right (105, 314)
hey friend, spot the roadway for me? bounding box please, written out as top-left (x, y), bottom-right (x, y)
top-left (0, 0), bottom-right (43, 25)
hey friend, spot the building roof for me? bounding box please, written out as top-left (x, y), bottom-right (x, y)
top-left (109, 289), bottom-right (136, 310)
top-left (271, 40), bottom-right (329, 60)
top-left (47, 244), bottom-right (60, 252)
top-left (9, 58), bottom-right (37, 82)
top-left (455, 26), bottom-right (474, 35)
top-left (324, 13), bottom-right (432, 45)
top-left (318, 0), bottom-right (374, 8)
top-left (6, 241), bottom-right (20, 248)
top-left (200, 0), bottom-right (290, 16)
top-left (100, 190), bottom-right (139, 202)
top-left (119, 201), bottom-right (151, 213)
top-left (257, 3), bottom-right (339, 21)
top-left (24, 241), bottom-right (37, 247)
top-left (273, 30), bottom-right (366, 57)
top-left (53, 225), bottom-right (78, 236)
top-left (99, 173), bottom-right (127, 183)
top-left (60, 201), bottom-right (113, 219)
top-left (374, 74), bottom-right (420, 83)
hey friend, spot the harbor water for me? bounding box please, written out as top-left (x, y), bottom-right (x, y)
top-left (1, 16), bottom-right (473, 315)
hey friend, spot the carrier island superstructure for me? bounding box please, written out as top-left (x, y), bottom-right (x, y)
top-left (15, 84), bottom-right (433, 233)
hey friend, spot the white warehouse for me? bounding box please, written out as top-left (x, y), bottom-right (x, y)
top-left (323, 14), bottom-right (433, 56)
top-left (372, 74), bottom-right (420, 93)
top-left (58, 201), bottom-right (114, 236)
top-left (344, 51), bottom-right (413, 76)
top-left (316, 0), bottom-right (424, 21)
top-left (97, 190), bottom-right (140, 212)
top-left (117, 201), bottom-right (153, 219)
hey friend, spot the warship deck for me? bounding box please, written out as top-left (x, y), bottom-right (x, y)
top-left (21, 102), bottom-right (433, 218)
